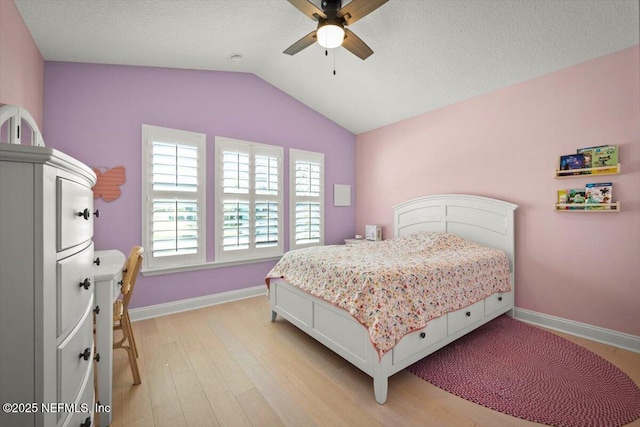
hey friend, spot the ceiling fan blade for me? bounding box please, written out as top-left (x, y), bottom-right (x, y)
top-left (283, 31), bottom-right (317, 55)
top-left (287, 0), bottom-right (326, 21)
top-left (338, 0), bottom-right (388, 26)
top-left (342, 29), bottom-right (373, 60)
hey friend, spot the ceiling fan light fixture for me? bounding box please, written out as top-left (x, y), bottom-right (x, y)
top-left (317, 20), bottom-right (345, 49)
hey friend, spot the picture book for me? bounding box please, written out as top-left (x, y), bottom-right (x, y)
top-left (557, 189), bottom-right (568, 210)
top-left (558, 154), bottom-right (585, 175)
top-left (579, 151), bottom-right (592, 170)
top-left (567, 188), bottom-right (586, 210)
top-left (577, 145), bottom-right (618, 174)
top-left (585, 182), bottom-right (613, 210)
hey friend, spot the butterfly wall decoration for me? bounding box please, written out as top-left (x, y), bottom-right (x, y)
top-left (91, 166), bottom-right (126, 201)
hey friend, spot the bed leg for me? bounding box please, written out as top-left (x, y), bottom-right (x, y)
top-left (271, 310), bottom-right (277, 322)
top-left (374, 376), bottom-right (388, 404)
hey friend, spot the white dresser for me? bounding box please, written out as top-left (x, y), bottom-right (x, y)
top-left (0, 143), bottom-right (97, 427)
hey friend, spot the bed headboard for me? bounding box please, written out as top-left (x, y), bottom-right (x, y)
top-left (393, 194), bottom-right (518, 277)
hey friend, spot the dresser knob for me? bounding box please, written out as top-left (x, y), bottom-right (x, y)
top-left (80, 416), bottom-right (92, 427)
top-left (498, 296), bottom-right (503, 302)
top-left (95, 353), bottom-right (101, 363)
top-left (94, 305), bottom-right (100, 315)
top-left (79, 348), bottom-right (91, 361)
top-left (77, 208), bottom-right (90, 220)
top-left (419, 332), bottom-right (426, 339)
top-left (118, 280), bottom-right (124, 287)
top-left (94, 209), bottom-right (100, 218)
top-left (94, 257), bottom-right (101, 266)
top-left (79, 278), bottom-right (91, 290)
top-left (465, 311), bottom-right (471, 317)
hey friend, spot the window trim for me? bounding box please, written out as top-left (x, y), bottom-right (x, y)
top-left (289, 148), bottom-right (325, 251)
top-left (141, 124), bottom-right (206, 271)
top-left (214, 136), bottom-right (284, 262)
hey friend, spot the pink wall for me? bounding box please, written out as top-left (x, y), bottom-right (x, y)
top-left (0, 1), bottom-right (44, 128)
top-left (44, 62), bottom-right (356, 309)
top-left (356, 46), bottom-right (640, 336)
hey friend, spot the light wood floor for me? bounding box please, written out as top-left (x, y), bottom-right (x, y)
top-left (109, 296), bottom-right (640, 427)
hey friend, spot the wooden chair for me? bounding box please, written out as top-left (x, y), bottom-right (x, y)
top-left (113, 246), bottom-right (143, 385)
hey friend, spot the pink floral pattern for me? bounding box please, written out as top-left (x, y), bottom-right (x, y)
top-left (266, 231), bottom-right (512, 357)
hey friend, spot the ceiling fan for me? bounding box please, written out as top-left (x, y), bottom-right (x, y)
top-left (283, 0), bottom-right (389, 60)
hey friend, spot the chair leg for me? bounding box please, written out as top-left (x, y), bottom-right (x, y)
top-left (124, 312), bottom-right (139, 358)
top-left (123, 343), bottom-right (141, 385)
top-left (113, 322), bottom-right (126, 348)
top-left (93, 345), bottom-right (99, 401)
top-left (114, 317), bottom-right (142, 385)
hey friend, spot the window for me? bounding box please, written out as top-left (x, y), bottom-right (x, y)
top-left (290, 149), bottom-right (324, 250)
top-left (142, 125), bottom-right (206, 270)
top-left (215, 137), bottom-right (284, 262)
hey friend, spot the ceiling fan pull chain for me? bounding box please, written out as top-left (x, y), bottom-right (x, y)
top-left (333, 49), bottom-right (336, 75)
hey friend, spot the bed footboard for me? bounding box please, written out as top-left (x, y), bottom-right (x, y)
top-left (269, 278), bottom-right (377, 376)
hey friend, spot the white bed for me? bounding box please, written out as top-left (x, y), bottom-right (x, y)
top-left (268, 194), bottom-right (518, 404)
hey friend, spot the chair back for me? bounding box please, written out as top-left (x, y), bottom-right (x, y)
top-left (121, 246), bottom-right (143, 310)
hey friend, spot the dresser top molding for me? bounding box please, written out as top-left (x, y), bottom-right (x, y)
top-left (0, 144), bottom-right (96, 187)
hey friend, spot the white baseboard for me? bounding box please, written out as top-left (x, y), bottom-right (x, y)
top-left (514, 308), bottom-right (640, 353)
top-left (128, 285), bottom-right (266, 322)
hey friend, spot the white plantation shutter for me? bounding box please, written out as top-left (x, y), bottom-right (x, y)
top-left (216, 138), bottom-right (283, 261)
top-left (290, 149), bottom-right (324, 250)
top-left (221, 149), bottom-right (250, 252)
top-left (222, 151), bottom-right (249, 194)
top-left (151, 199), bottom-right (199, 256)
top-left (142, 125), bottom-right (206, 269)
top-left (255, 154), bottom-right (280, 249)
top-left (222, 200), bottom-right (250, 251)
top-left (255, 201), bottom-right (279, 248)
top-left (294, 202), bottom-right (321, 245)
top-left (152, 142), bottom-right (198, 192)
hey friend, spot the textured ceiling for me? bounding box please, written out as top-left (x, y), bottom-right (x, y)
top-left (14, 0), bottom-right (640, 134)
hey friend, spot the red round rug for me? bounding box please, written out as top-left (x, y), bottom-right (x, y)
top-left (407, 315), bottom-right (640, 427)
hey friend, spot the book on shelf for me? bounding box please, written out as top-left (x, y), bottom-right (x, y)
top-left (585, 182), bottom-right (613, 210)
top-left (577, 145), bottom-right (618, 174)
top-left (558, 154), bottom-right (586, 175)
top-left (567, 187), bottom-right (586, 210)
top-left (557, 189), bottom-right (568, 210)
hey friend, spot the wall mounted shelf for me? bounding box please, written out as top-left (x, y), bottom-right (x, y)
top-left (555, 202), bottom-right (620, 212)
top-left (555, 163), bottom-right (621, 179)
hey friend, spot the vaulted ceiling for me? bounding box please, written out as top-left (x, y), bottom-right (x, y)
top-left (15, 0), bottom-right (640, 134)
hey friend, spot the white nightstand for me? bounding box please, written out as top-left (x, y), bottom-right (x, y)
top-left (344, 238), bottom-right (376, 246)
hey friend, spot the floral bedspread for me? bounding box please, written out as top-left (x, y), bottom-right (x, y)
top-left (265, 231), bottom-right (512, 357)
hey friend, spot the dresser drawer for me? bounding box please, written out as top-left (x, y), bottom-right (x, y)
top-left (59, 356), bottom-right (94, 427)
top-left (58, 302), bottom-right (94, 413)
top-left (485, 291), bottom-right (513, 316)
top-left (447, 300), bottom-right (484, 336)
top-left (392, 315), bottom-right (446, 364)
top-left (57, 177), bottom-right (93, 252)
top-left (57, 244), bottom-right (94, 338)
